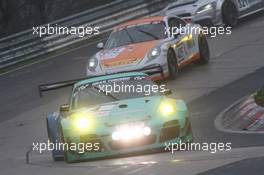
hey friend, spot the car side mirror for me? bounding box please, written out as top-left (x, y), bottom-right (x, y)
top-left (163, 89), bottom-right (172, 95)
top-left (60, 104), bottom-right (69, 112)
top-left (97, 42), bottom-right (104, 49)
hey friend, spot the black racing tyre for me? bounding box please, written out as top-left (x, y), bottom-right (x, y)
top-left (46, 118), bottom-right (64, 161)
top-left (46, 118), bottom-right (51, 139)
top-left (167, 49), bottom-right (179, 79)
top-left (196, 34), bottom-right (210, 65)
top-left (222, 0), bottom-right (238, 27)
top-left (184, 118), bottom-right (193, 143)
top-left (59, 125), bottom-right (70, 163)
top-left (64, 151), bottom-right (70, 163)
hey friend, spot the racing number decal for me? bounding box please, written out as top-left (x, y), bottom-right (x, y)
top-left (176, 35), bottom-right (195, 63)
top-left (238, 0), bottom-right (249, 9)
top-left (176, 43), bottom-right (187, 62)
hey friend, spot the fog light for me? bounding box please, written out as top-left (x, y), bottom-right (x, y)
top-left (143, 127), bottom-right (151, 136)
top-left (112, 131), bottom-right (120, 141)
top-left (112, 125), bottom-right (151, 141)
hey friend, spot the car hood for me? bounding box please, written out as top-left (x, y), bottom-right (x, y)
top-left (69, 96), bottom-right (164, 126)
top-left (95, 96), bottom-right (163, 125)
top-left (62, 96), bottom-right (188, 133)
top-left (164, 0), bottom-right (215, 16)
top-left (97, 40), bottom-right (160, 73)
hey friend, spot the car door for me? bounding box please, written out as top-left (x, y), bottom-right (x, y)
top-left (236, 0), bottom-right (263, 16)
top-left (168, 17), bottom-right (197, 64)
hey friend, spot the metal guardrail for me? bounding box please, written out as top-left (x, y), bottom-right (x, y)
top-left (0, 0), bottom-right (171, 71)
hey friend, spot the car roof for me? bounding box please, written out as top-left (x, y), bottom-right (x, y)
top-left (74, 72), bottom-right (148, 87)
top-left (115, 16), bottom-right (165, 29)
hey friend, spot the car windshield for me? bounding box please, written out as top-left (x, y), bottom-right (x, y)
top-left (71, 75), bottom-right (162, 109)
top-left (104, 21), bottom-right (167, 49)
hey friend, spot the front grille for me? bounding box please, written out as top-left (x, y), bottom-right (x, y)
top-left (109, 135), bottom-right (156, 150)
top-left (163, 120), bottom-right (179, 127)
top-left (160, 120), bottom-right (180, 142)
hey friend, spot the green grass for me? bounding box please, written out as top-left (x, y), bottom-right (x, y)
top-left (254, 86), bottom-right (264, 107)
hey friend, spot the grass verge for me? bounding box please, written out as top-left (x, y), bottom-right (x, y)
top-left (254, 86), bottom-right (264, 107)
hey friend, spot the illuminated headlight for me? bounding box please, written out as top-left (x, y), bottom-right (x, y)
top-left (148, 47), bottom-right (161, 60)
top-left (196, 3), bottom-right (214, 14)
top-left (159, 102), bottom-right (176, 116)
top-left (75, 117), bottom-right (90, 129)
top-left (111, 124), bottom-right (151, 141)
top-left (112, 131), bottom-right (121, 141)
top-left (71, 112), bottom-right (92, 131)
top-left (87, 56), bottom-right (98, 71)
top-left (143, 126), bottom-right (151, 136)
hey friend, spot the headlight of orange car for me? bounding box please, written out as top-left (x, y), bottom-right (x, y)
top-left (148, 47), bottom-right (161, 61)
top-left (87, 56), bottom-right (98, 71)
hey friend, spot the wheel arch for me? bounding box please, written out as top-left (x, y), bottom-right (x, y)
top-left (167, 47), bottom-right (177, 61)
top-left (221, 0), bottom-right (239, 16)
top-left (46, 112), bottom-right (64, 161)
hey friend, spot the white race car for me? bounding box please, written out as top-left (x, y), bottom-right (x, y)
top-left (161, 0), bottom-right (264, 26)
top-left (87, 15), bottom-right (210, 80)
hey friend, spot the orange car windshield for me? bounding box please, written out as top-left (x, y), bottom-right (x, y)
top-left (105, 21), bottom-right (167, 49)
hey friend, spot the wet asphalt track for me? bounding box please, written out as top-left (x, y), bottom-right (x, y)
top-left (0, 12), bottom-right (264, 175)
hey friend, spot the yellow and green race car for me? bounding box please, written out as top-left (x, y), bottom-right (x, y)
top-left (40, 71), bottom-right (193, 163)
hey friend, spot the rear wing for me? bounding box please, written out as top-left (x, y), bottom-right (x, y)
top-left (38, 65), bottom-right (164, 97)
top-left (38, 77), bottom-right (90, 97)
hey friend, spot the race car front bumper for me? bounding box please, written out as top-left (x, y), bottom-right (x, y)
top-left (87, 64), bottom-right (170, 81)
top-left (127, 64), bottom-right (169, 80)
top-left (64, 118), bottom-right (193, 163)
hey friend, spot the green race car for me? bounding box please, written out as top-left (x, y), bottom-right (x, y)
top-left (41, 72), bottom-right (193, 163)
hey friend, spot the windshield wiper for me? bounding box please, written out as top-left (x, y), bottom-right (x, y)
top-left (136, 28), bottom-right (160, 40)
top-left (93, 86), bottom-right (118, 101)
top-left (124, 28), bottom-right (135, 44)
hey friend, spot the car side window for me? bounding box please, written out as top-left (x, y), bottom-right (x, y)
top-left (168, 17), bottom-right (186, 37)
top-left (168, 18), bottom-right (186, 29)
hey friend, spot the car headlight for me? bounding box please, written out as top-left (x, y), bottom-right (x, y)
top-left (196, 3), bottom-right (214, 14)
top-left (87, 56), bottom-right (98, 71)
top-left (148, 47), bottom-right (161, 61)
top-left (71, 112), bottom-right (92, 131)
top-left (159, 102), bottom-right (176, 116)
top-left (75, 117), bottom-right (90, 129)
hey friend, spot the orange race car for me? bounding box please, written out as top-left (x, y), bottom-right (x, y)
top-left (86, 15), bottom-right (210, 80)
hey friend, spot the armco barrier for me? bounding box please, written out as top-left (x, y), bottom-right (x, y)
top-left (0, 0), bottom-right (172, 71)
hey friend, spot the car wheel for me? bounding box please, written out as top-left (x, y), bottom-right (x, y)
top-left (196, 34), bottom-right (210, 65)
top-left (167, 49), bottom-right (179, 79)
top-left (222, 0), bottom-right (238, 27)
top-left (58, 125), bottom-right (71, 163)
top-left (46, 118), bottom-right (64, 161)
top-left (64, 151), bottom-right (70, 163)
top-left (183, 118), bottom-right (193, 143)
